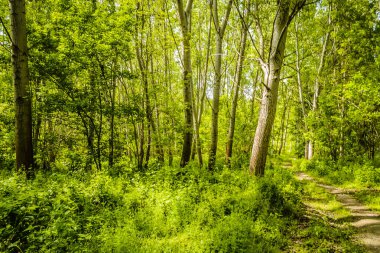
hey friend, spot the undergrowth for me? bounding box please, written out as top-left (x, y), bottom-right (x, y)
top-left (295, 159), bottom-right (380, 189)
top-left (294, 158), bottom-right (380, 214)
top-left (0, 162), bottom-right (365, 252)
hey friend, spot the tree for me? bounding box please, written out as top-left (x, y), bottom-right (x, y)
top-left (225, 0), bottom-right (250, 166)
top-left (9, 0), bottom-right (34, 177)
top-left (208, 0), bottom-right (233, 170)
top-left (176, 0), bottom-right (194, 167)
top-left (250, 0), bottom-right (306, 176)
top-left (307, 4), bottom-right (331, 159)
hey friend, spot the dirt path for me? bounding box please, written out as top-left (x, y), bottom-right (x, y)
top-left (296, 172), bottom-right (380, 253)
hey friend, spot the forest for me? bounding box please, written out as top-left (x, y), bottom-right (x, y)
top-left (0, 0), bottom-right (379, 252)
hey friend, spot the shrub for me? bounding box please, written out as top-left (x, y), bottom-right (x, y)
top-left (0, 165), bottom-right (304, 252)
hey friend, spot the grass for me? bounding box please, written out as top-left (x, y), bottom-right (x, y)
top-left (354, 190), bottom-right (380, 212)
top-left (288, 175), bottom-right (365, 253)
top-left (292, 158), bottom-right (380, 213)
top-left (301, 182), bottom-right (351, 220)
top-left (0, 160), bottom-right (366, 252)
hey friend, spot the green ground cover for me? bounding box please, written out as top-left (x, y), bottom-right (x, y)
top-left (294, 159), bottom-right (380, 212)
top-left (0, 163), bottom-right (365, 252)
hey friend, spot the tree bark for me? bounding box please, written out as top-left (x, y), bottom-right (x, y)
top-left (226, 27), bottom-right (248, 166)
top-left (250, 0), bottom-right (305, 176)
top-left (177, 0), bottom-right (194, 168)
top-left (10, 0), bottom-right (34, 177)
top-left (309, 7), bottom-right (331, 159)
top-left (138, 122), bottom-right (145, 170)
top-left (109, 62), bottom-right (116, 167)
top-left (294, 17), bottom-right (310, 159)
top-left (191, 7), bottom-right (212, 167)
top-left (208, 0), bottom-right (233, 170)
top-left (277, 85), bottom-right (290, 155)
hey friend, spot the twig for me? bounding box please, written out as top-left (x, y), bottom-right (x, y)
top-left (0, 16), bottom-right (13, 45)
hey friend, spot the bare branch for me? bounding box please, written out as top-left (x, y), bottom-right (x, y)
top-left (234, 1), bottom-right (265, 63)
top-left (0, 16), bottom-right (13, 45)
top-left (185, 0), bottom-right (194, 14)
top-left (220, 0), bottom-right (233, 36)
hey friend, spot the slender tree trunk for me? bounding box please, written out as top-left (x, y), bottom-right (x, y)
top-left (250, 69), bottom-right (259, 119)
top-left (250, 0), bottom-right (305, 176)
top-left (191, 136), bottom-right (196, 160)
top-left (192, 8), bottom-right (212, 167)
top-left (278, 86), bottom-right (290, 155)
top-left (177, 0), bottom-right (194, 167)
top-left (280, 102), bottom-right (291, 154)
top-left (226, 27), bottom-right (247, 166)
top-left (145, 120), bottom-right (151, 168)
top-left (135, 1), bottom-right (151, 170)
top-left (149, 53), bottom-right (165, 163)
top-left (208, 0), bottom-right (233, 170)
top-left (154, 98), bottom-right (165, 163)
top-left (294, 18), bottom-right (310, 159)
top-left (33, 80), bottom-right (42, 163)
top-left (47, 118), bottom-right (56, 169)
top-left (34, 114), bottom-right (41, 159)
top-left (109, 66), bottom-right (116, 167)
top-left (309, 5), bottom-right (331, 159)
top-left (10, 0), bottom-right (34, 177)
top-left (97, 89), bottom-right (102, 170)
top-left (131, 117), bottom-right (139, 164)
top-left (107, 0), bottom-right (117, 168)
top-left (138, 122), bottom-right (145, 170)
top-left (163, 13), bottom-right (173, 166)
top-left (208, 35), bottom-right (223, 170)
top-left (144, 68), bottom-right (152, 168)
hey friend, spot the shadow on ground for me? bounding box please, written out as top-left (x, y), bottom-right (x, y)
top-left (296, 172), bottom-right (380, 253)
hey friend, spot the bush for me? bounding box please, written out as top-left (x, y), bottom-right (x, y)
top-left (301, 158), bottom-right (380, 188)
top-left (0, 165), bottom-right (304, 252)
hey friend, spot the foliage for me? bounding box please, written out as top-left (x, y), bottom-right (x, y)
top-left (0, 165), bottom-right (305, 252)
top-left (0, 0), bottom-right (379, 251)
top-left (354, 190), bottom-right (380, 212)
top-left (297, 158), bottom-right (380, 189)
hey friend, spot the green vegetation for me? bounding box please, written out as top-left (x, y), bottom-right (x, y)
top-left (296, 159), bottom-right (380, 188)
top-left (296, 159), bottom-right (380, 212)
top-left (0, 165), bottom-right (366, 252)
top-left (0, 0), bottom-right (379, 251)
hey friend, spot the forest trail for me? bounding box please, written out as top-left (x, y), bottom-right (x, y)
top-left (296, 171), bottom-right (380, 253)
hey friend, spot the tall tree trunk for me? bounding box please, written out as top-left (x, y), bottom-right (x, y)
top-left (97, 88), bottom-right (103, 170)
top-left (154, 96), bottom-right (165, 163)
top-left (192, 7), bottom-right (212, 167)
top-left (138, 122), bottom-right (145, 170)
top-left (208, 35), bottom-right (223, 170)
top-left (177, 0), bottom-right (194, 167)
top-left (135, 1), bottom-right (151, 170)
top-left (33, 80), bottom-right (42, 164)
top-left (149, 53), bottom-right (165, 163)
top-left (208, 0), bottom-right (233, 170)
top-left (294, 17), bottom-right (310, 159)
top-left (226, 27), bottom-right (248, 166)
top-left (144, 68), bottom-right (152, 168)
top-left (250, 69), bottom-right (259, 119)
top-left (107, 0), bottom-right (117, 168)
top-left (163, 11), bottom-right (173, 166)
top-left (250, 0), bottom-right (305, 176)
top-left (280, 101), bottom-right (291, 155)
top-left (278, 85), bottom-right (290, 155)
top-left (10, 0), bottom-right (34, 177)
top-left (309, 4), bottom-right (331, 159)
top-left (109, 64), bottom-right (116, 167)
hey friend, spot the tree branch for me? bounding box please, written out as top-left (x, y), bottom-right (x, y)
top-left (220, 0), bottom-right (233, 36)
top-left (0, 16), bottom-right (13, 45)
top-left (185, 0), bottom-right (194, 14)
